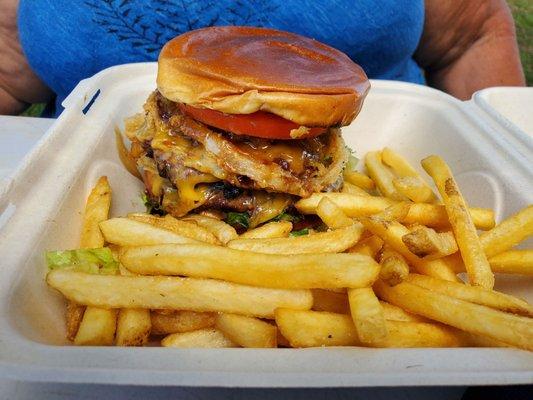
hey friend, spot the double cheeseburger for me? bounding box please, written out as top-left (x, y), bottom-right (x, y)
top-left (124, 26), bottom-right (369, 229)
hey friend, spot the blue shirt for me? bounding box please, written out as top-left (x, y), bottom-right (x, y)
top-left (18, 0), bottom-right (425, 115)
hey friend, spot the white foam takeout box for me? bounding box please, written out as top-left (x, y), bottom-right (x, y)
top-left (0, 63), bottom-right (532, 387)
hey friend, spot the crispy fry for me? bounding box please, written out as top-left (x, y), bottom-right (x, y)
top-left (47, 270), bottom-right (312, 318)
top-left (402, 227), bottom-right (458, 260)
top-left (343, 170), bottom-right (375, 190)
top-left (489, 250), bottom-right (533, 275)
top-left (406, 273), bottom-right (533, 317)
top-left (120, 244), bottom-right (380, 289)
top-left (316, 197), bottom-right (353, 229)
top-left (275, 309), bottom-right (466, 348)
top-left (161, 329), bottom-right (237, 348)
top-left (347, 235), bottom-right (384, 258)
top-left (342, 181), bottom-right (371, 196)
top-left (151, 310), bottom-right (216, 335)
top-left (374, 280), bottom-right (533, 350)
top-left (100, 218), bottom-right (199, 247)
top-left (479, 205), bottom-right (533, 258)
top-left (348, 288), bottom-right (388, 344)
top-left (66, 302), bottom-right (85, 341)
top-left (239, 221), bottom-right (292, 239)
top-left (215, 314), bottom-right (277, 348)
top-left (378, 246), bottom-right (409, 286)
top-left (115, 309), bottom-right (151, 346)
top-left (73, 308), bottom-right (117, 346)
top-left (365, 151), bottom-right (406, 200)
top-left (182, 214), bottom-right (238, 244)
top-left (422, 155), bottom-right (494, 289)
top-left (80, 176), bottom-right (111, 248)
top-left (393, 177), bottom-right (435, 203)
top-left (295, 193), bottom-right (494, 229)
top-left (380, 301), bottom-right (429, 323)
top-left (127, 213), bottom-right (220, 244)
top-left (311, 289), bottom-right (349, 314)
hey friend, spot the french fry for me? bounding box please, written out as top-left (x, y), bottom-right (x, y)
top-left (275, 309), bottom-right (466, 348)
top-left (316, 197), bottom-right (354, 229)
top-left (73, 308), bottom-right (117, 346)
top-left (489, 250), bottom-right (533, 275)
top-left (227, 223), bottom-right (365, 255)
top-left (312, 289), bottom-right (349, 314)
top-left (347, 235), bottom-right (384, 258)
top-left (151, 310), bottom-right (216, 335)
top-left (342, 181), bottom-right (371, 196)
top-left (380, 301), bottom-right (429, 323)
top-left (161, 329), bottom-right (237, 348)
top-left (405, 273), bottom-right (533, 317)
top-left (80, 176), bottom-right (111, 248)
top-left (182, 214), bottom-right (238, 244)
top-left (215, 313), bottom-right (277, 348)
top-left (374, 280), bottom-right (533, 350)
top-left (277, 330), bottom-right (291, 347)
top-left (365, 151), bottom-right (406, 200)
top-left (402, 226), bottom-right (458, 260)
top-left (47, 270), bottom-right (313, 318)
top-left (295, 193), bottom-right (494, 229)
top-left (393, 177), bottom-right (435, 203)
top-left (479, 205), bottom-right (533, 258)
top-left (115, 309), bottom-right (151, 346)
top-left (100, 218), bottom-right (199, 247)
top-left (66, 302), bottom-right (85, 341)
top-left (422, 155), bottom-right (494, 289)
top-left (120, 244), bottom-right (380, 289)
top-left (343, 170), bottom-right (375, 190)
top-left (382, 147), bottom-right (437, 202)
top-left (348, 288), bottom-right (388, 344)
top-left (127, 213), bottom-right (220, 244)
top-left (378, 245), bottom-right (409, 286)
top-left (239, 221), bottom-right (292, 239)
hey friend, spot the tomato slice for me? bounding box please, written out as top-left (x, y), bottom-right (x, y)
top-left (179, 104), bottom-right (326, 140)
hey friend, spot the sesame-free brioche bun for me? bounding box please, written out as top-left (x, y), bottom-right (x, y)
top-left (157, 26), bottom-right (370, 127)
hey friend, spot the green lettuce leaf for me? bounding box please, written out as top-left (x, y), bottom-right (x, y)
top-left (289, 228), bottom-right (310, 237)
top-left (46, 247), bottom-right (118, 275)
top-left (226, 212), bottom-right (250, 229)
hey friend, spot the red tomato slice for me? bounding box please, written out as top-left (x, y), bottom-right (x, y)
top-left (179, 104), bottom-right (326, 140)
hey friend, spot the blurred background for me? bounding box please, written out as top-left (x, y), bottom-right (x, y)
top-left (21, 0), bottom-right (532, 117)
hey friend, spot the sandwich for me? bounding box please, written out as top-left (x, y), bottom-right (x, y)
top-left (124, 26), bottom-right (369, 229)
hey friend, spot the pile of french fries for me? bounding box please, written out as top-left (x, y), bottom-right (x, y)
top-left (46, 148), bottom-right (533, 350)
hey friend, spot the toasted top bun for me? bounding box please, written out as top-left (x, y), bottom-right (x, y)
top-left (157, 26), bottom-right (370, 127)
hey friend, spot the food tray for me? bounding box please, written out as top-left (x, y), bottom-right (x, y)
top-left (0, 63), bottom-right (531, 387)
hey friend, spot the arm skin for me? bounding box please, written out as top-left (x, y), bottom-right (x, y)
top-left (0, 0), bottom-right (53, 115)
top-left (416, 0), bottom-right (525, 100)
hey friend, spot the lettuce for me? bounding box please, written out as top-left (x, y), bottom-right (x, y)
top-left (46, 247), bottom-right (118, 275)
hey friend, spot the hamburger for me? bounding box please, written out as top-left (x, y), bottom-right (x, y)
top-left (124, 26), bottom-right (370, 230)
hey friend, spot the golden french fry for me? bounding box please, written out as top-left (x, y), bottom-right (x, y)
top-left (182, 214), bottom-right (238, 244)
top-left (161, 329), bottom-right (237, 348)
top-left (393, 177), bottom-right (435, 203)
top-left (378, 246), bottom-right (409, 286)
top-left (151, 310), bottom-right (216, 335)
top-left (120, 244), bottom-right (380, 289)
top-left (347, 235), bottom-right (384, 258)
top-left (343, 170), bottom-right (375, 190)
top-left (312, 289), bottom-right (349, 314)
top-left (73, 308), bottom-right (117, 346)
top-left (100, 218), bottom-right (199, 247)
top-left (422, 155), bottom-right (494, 289)
top-left (348, 288), bottom-right (388, 344)
top-left (405, 273), bottom-right (533, 317)
top-left (47, 270), bottom-right (312, 318)
top-left (239, 221), bottom-right (292, 239)
top-left (489, 250), bottom-right (533, 275)
top-left (479, 205), bottom-right (533, 258)
top-left (215, 314), bottom-right (277, 348)
top-left (379, 301), bottom-right (429, 323)
top-left (80, 176), bottom-right (111, 248)
top-left (295, 193), bottom-right (494, 230)
top-left (374, 280), bottom-right (533, 350)
top-left (66, 302), bottom-right (85, 341)
top-left (127, 213), bottom-right (220, 244)
top-left (382, 147), bottom-right (437, 202)
top-left (115, 308), bottom-right (151, 346)
top-left (342, 181), bottom-right (371, 196)
top-left (275, 309), bottom-right (466, 348)
top-left (365, 151), bottom-right (407, 200)
top-left (402, 227), bottom-right (458, 260)
top-left (316, 197), bottom-right (353, 229)
top-left (227, 223), bottom-right (364, 255)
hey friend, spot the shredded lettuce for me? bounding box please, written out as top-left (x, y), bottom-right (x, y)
top-left (290, 228), bottom-right (310, 237)
top-left (345, 154), bottom-right (360, 172)
top-left (226, 212), bottom-right (250, 229)
top-left (272, 211), bottom-right (303, 223)
top-left (46, 247), bottom-right (118, 275)
top-left (141, 192), bottom-right (166, 216)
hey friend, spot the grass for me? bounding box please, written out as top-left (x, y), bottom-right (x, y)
top-left (21, 3), bottom-right (532, 117)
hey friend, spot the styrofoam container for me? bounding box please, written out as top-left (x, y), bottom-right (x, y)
top-left (0, 63), bottom-right (531, 387)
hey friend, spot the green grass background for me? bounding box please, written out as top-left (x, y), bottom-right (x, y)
top-left (21, 2), bottom-right (532, 117)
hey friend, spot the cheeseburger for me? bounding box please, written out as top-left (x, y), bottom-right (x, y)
top-left (124, 26), bottom-right (369, 229)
